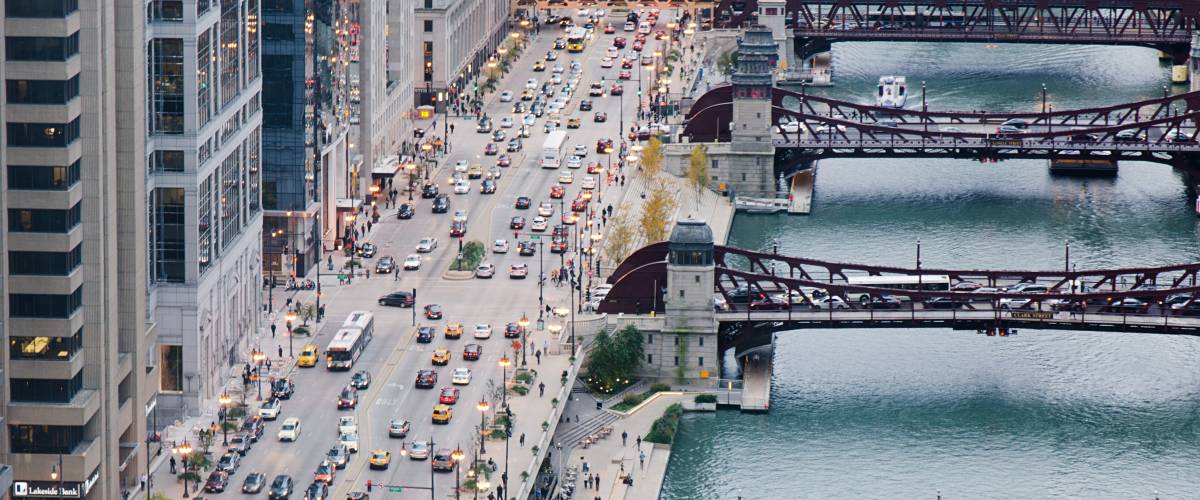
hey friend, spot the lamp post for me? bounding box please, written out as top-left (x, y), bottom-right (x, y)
top-left (498, 356), bottom-right (511, 499)
top-left (252, 349), bottom-right (266, 400)
top-left (50, 453), bottom-right (63, 499)
top-left (517, 314), bottom-right (530, 365)
top-left (452, 448), bottom-right (466, 500)
top-left (406, 163), bottom-right (417, 201)
top-left (285, 311), bottom-right (297, 357)
top-left (591, 233), bottom-right (603, 280)
top-left (175, 440), bottom-right (193, 497)
top-left (218, 392), bottom-right (232, 445)
top-left (476, 399), bottom-right (490, 478)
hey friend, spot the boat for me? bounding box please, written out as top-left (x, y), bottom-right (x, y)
top-left (876, 76), bottom-right (907, 109)
top-left (734, 197), bottom-right (789, 214)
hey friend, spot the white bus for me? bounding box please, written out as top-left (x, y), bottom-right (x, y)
top-left (845, 275), bottom-right (951, 303)
top-left (326, 311), bottom-right (374, 370)
top-left (541, 130), bottom-right (569, 169)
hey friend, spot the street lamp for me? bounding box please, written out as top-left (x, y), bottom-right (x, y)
top-left (498, 355), bottom-right (512, 499)
top-left (517, 314), bottom-right (530, 365)
top-left (218, 392), bottom-right (232, 445)
top-left (252, 349), bottom-right (266, 400)
top-left (176, 440), bottom-right (193, 497)
top-left (476, 399), bottom-right (490, 456)
top-left (285, 311), bottom-right (297, 357)
top-left (50, 453), bottom-right (63, 499)
top-left (452, 448), bottom-right (466, 500)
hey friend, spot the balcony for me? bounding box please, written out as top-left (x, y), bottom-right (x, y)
top-left (7, 389), bottom-right (99, 427)
top-left (8, 350), bottom-right (83, 380)
top-left (9, 437), bottom-right (100, 486)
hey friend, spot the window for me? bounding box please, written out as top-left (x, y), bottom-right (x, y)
top-left (6, 76), bottom-right (79, 104)
top-left (8, 286), bottom-right (83, 318)
top-left (197, 29), bottom-right (213, 127)
top-left (262, 0), bottom-right (289, 13)
top-left (423, 0), bottom-right (432, 8)
top-left (674, 356), bottom-right (679, 366)
top-left (160, 345), bottom-right (183, 391)
top-left (220, 147), bottom-right (244, 246)
top-left (149, 150), bottom-right (185, 172)
top-left (699, 356), bottom-right (705, 366)
top-left (424, 20), bottom-right (433, 32)
top-left (695, 275), bottom-right (700, 283)
top-left (7, 161), bottom-right (81, 190)
top-left (8, 202), bottom-right (82, 233)
top-left (6, 0), bottom-right (77, 17)
top-left (9, 245), bottom-right (82, 275)
top-left (9, 328), bottom-right (83, 360)
top-left (219, 0), bottom-right (242, 106)
top-left (647, 334), bottom-right (653, 344)
top-left (10, 371), bottom-right (83, 402)
top-left (246, 0), bottom-right (259, 80)
top-left (674, 336), bottom-right (679, 346)
top-left (5, 32), bottom-right (79, 61)
top-left (148, 38), bottom-right (184, 134)
top-left (262, 55), bottom-right (293, 128)
top-left (679, 289), bottom-right (685, 298)
top-left (153, 188), bottom-right (186, 282)
top-left (712, 160), bottom-right (719, 170)
top-left (699, 337), bottom-right (704, 346)
top-left (198, 174), bottom-right (213, 275)
top-left (147, 0), bottom-right (183, 21)
top-left (198, 0), bottom-right (210, 15)
top-left (9, 424), bottom-right (83, 454)
top-left (262, 24), bottom-right (293, 41)
top-left (7, 118), bottom-right (80, 147)
top-left (647, 354), bottom-right (653, 363)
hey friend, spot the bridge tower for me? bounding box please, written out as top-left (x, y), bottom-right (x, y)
top-left (726, 25), bottom-right (780, 197)
top-left (756, 0), bottom-right (795, 71)
top-left (648, 218), bottom-right (719, 386)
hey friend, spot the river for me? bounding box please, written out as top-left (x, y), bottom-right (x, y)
top-left (659, 42), bottom-right (1200, 499)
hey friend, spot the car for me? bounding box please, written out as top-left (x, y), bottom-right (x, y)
top-left (1115, 129), bottom-right (1147, 142)
top-left (1105, 297), bottom-right (1149, 313)
top-left (515, 196), bottom-right (533, 210)
top-left (481, 179), bottom-right (497, 194)
top-left (509, 263), bottom-right (529, 279)
top-left (278, 417), bottom-right (302, 441)
top-left (304, 481), bottom-right (329, 500)
top-left (339, 431), bottom-right (359, 453)
top-left (351, 370), bottom-right (372, 390)
top-left (476, 119), bottom-right (492, 133)
top-left (632, 40), bottom-right (644, 51)
top-left (545, 50), bottom-right (558, 61)
top-left (531, 217), bottom-right (548, 232)
top-left (537, 201), bottom-right (555, 217)
top-left (388, 419), bottom-right (411, 438)
top-left (587, 162), bottom-right (603, 174)
top-left (581, 176), bottom-right (596, 190)
top-left (205, 471), bottom-right (230, 493)
top-left (610, 84), bottom-right (624, 96)
top-left (475, 263), bottom-right (496, 279)
top-left (439, 386), bottom-right (461, 404)
top-left (432, 404), bottom-right (453, 424)
top-left (553, 37), bottom-right (566, 49)
top-left (600, 57), bottom-right (614, 68)
top-left (571, 198), bottom-right (588, 212)
top-left (484, 143), bottom-right (498, 155)
top-left (444, 322), bottom-right (464, 339)
top-left (452, 209), bottom-right (468, 224)
top-left (454, 160), bottom-right (469, 173)
top-left (618, 69), bottom-right (632, 80)
top-left (431, 348), bottom-right (450, 366)
top-left (416, 369), bottom-right (438, 388)
top-left (297, 344), bottom-right (319, 368)
top-left (519, 241), bottom-right (537, 256)
top-left (326, 445), bottom-right (349, 469)
top-left (374, 256), bottom-right (396, 274)
top-left (491, 130), bottom-right (506, 143)
top-left (614, 36), bottom-right (627, 48)
top-left (604, 24), bottom-right (616, 34)
top-left (272, 376), bottom-right (295, 400)
top-left (454, 179), bottom-right (471, 194)
top-left (337, 387), bottom-right (358, 409)
top-left (228, 432), bottom-right (253, 455)
top-left (579, 100), bottom-right (595, 113)
top-left (498, 116), bottom-right (514, 129)
top-left (463, 343), bottom-right (482, 361)
top-left (424, 303), bottom-right (443, 319)
top-left (452, 367), bottom-right (473, 385)
top-left (493, 239), bottom-right (510, 254)
top-left (379, 291), bottom-right (415, 307)
top-left (520, 89), bottom-right (535, 101)
top-left (526, 78), bottom-right (539, 89)
top-left (432, 194), bottom-right (450, 213)
top-left (369, 449), bottom-right (392, 470)
top-left (449, 221), bottom-right (466, 237)
top-left (924, 297), bottom-right (966, 309)
top-left (495, 154), bottom-right (514, 169)
top-left (417, 325), bottom-right (435, 343)
top-left (532, 61), bottom-right (546, 71)
top-left (565, 117), bottom-right (581, 129)
top-left (550, 185), bottom-right (565, 198)
top-left (593, 112), bottom-right (608, 123)
top-left (404, 254), bottom-right (422, 270)
top-left (566, 156), bottom-right (583, 169)
top-left (268, 474), bottom-right (294, 500)
top-left (552, 63), bottom-right (565, 74)
top-left (812, 296), bottom-right (851, 310)
top-left (504, 322), bottom-right (524, 339)
top-left (422, 183), bottom-right (440, 198)
top-left (217, 451), bottom-right (241, 473)
top-left (397, 203), bottom-right (415, 219)
top-left (620, 58), bottom-right (633, 69)
top-left (357, 243), bottom-right (377, 258)
top-left (432, 449), bottom-right (456, 472)
top-left (550, 73), bottom-right (563, 85)
top-left (468, 164), bottom-right (485, 181)
top-left (866, 295), bottom-right (903, 309)
top-left (242, 472), bottom-right (267, 494)
top-left (473, 323), bottom-right (493, 339)
top-left (258, 397), bottom-right (282, 420)
top-left (558, 171), bottom-right (574, 184)
top-left (550, 237), bottom-right (568, 253)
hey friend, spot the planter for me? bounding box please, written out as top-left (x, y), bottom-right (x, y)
top-left (682, 401), bottom-right (716, 412)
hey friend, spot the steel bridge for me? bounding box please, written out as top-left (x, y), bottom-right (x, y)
top-left (715, 0), bottom-right (1200, 60)
top-left (596, 242), bottom-right (1200, 337)
top-left (681, 84), bottom-right (1200, 167)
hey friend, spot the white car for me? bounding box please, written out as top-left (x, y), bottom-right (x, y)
top-left (606, 47), bottom-right (619, 58)
top-left (580, 176), bottom-right (596, 190)
top-left (624, 21), bottom-right (636, 32)
top-left (409, 440), bottom-right (430, 460)
top-left (813, 296), bottom-right (850, 310)
top-left (452, 210), bottom-right (468, 224)
top-left (258, 399), bottom-right (281, 420)
top-left (403, 254), bottom-right (422, 270)
top-left (625, 50), bottom-right (637, 60)
top-left (475, 263), bottom-right (495, 278)
top-left (339, 432), bottom-right (359, 453)
top-left (525, 78), bottom-right (538, 90)
top-left (338, 416), bottom-right (357, 436)
top-left (550, 74), bottom-right (563, 84)
top-left (493, 239), bottom-right (510, 253)
top-left (566, 156), bottom-right (582, 169)
top-left (815, 124), bottom-right (848, 134)
top-left (278, 417), bottom-right (302, 441)
top-left (417, 237), bottom-right (438, 252)
top-left (499, 117), bottom-right (514, 128)
top-left (531, 217), bottom-right (548, 231)
top-left (573, 144), bottom-right (588, 156)
top-left (552, 63), bottom-right (565, 74)
top-left (499, 91), bottom-right (514, 102)
top-left (538, 202), bottom-right (554, 217)
top-left (999, 297), bottom-right (1034, 310)
top-left (558, 171), bottom-right (574, 184)
top-left (600, 57), bottom-right (614, 68)
top-left (780, 119), bottom-right (801, 133)
top-left (509, 263), bottom-right (529, 279)
top-left (473, 324), bottom-right (493, 339)
top-left (452, 367), bottom-right (473, 385)
top-left (453, 180), bottom-right (470, 194)
top-left (523, 114), bottom-right (537, 126)
top-left (576, 8), bottom-right (589, 16)
top-left (454, 160), bottom-right (469, 173)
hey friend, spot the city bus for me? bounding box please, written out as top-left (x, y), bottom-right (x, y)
top-left (541, 130), bottom-right (569, 169)
top-left (566, 27), bottom-right (588, 53)
top-left (844, 275), bottom-right (951, 303)
top-left (326, 311), bottom-right (374, 370)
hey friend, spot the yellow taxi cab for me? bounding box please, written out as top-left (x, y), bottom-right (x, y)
top-left (532, 60), bottom-right (546, 71)
top-left (369, 449), bottom-right (392, 470)
top-left (467, 164), bottom-right (483, 179)
top-left (431, 348), bottom-right (451, 366)
top-left (444, 322), bottom-right (464, 339)
top-left (567, 117), bottom-right (581, 129)
top-left (432, 405), bottom-right (453, 424)
top-left (297, 344), bottom-right (320, 367)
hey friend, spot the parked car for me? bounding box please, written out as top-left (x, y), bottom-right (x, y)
top-left (205, 471), bottom-right (230, 493)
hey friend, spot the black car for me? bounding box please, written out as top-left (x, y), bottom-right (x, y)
top-left (422, 183), bottom-right (439, 199)
top-left (504, 322), bottom-right (524, 339)
top-left (378, 291), bottom-right (415, 307)
top-left (357, 243), bottom-right (378, 258)
top-left (268, 474), bottom-right (294, 500)
top-left (866, 295), bottom-right (902, 309)
top-left (424, 304), bottom-right (443, 319)
top-left (518, 241), bottom-right (536, 256)
top-left (417, 326), bottom-right (436, 343)
top-left (1105, 297), bottom-right (1148, 313)
top-left (923, 297), bottom-right (965, 309)
top-left (463, 344), bottom-right (482, 361)
top-left (515, 196), bottom-right (532, 209)
top-left (205, 471), bottom-right (230, 493)
top-left (375, 256), bottom-right (396, 273)
top-left (397, 203), bottom-right (415, 219)
top-left (510, 216), bottom-right (526, 229)
top-left (242, 472), bottom-right (267, 494)
top-left (432, 194), bottom-right (450, 213)
top-left (481, 179), bottom-right (497, 194)
top-left (749, 295), bottom-right (789, 311)
top-left (580, 99), bottom-right (593, 111)
top-left (415, 369), bottom-right (438, 389)
top-left (351, 370), bottom-right (372, 390)
top-left (1172, 301), bottom-right (1200, 316)
top-left (304, 481), bottom-right (329, 500)
top-left (272, 378), bottom-right (295, 400)
top-left (507, 138), bottom-right (523, 152)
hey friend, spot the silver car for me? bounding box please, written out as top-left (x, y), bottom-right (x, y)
top-left (388, 419), bottom-right (410, 438)
top-left (409, 440), bottom-right (430, 460)
top-left (475, 263), bottom-right (496, 279)
top-left (326, 445), bottom-right (349, 469)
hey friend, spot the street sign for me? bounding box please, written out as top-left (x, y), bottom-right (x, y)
top-left (388, 487), bottom-right (403, 492)
top-left (530, 235), bottom-right (541, 240)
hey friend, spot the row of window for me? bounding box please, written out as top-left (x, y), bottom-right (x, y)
top-left (8, 287), bottom-right (83, 319)
top-left (5, 33), bottom-right (79, 62)
top-left (8, 161), bottom-right (81, 190)
top-left (149, 150), bottom-right (185, 172)
top-left (10, 371), bottom-right (83, 403)
top-left (147, 0), bottom-right (183, 22)
top-left (148, 38), bottom-right (185, 135)
top-left (6, 76), bottom-right (80, 104)
top-left (645, 354), bottom-right (706, 367)
top-left (9, 424), bottom-right (83, 454)
top-left (8, 202), bottom-right (82, 233)
top-left (7, 118), bottom-right (81, 148)
top-left (8, 245), bottom-right (82, 276)
top-left (9, 328), bottom-right (83, 361)
top-left (5, 0), bottom-right (77, 18)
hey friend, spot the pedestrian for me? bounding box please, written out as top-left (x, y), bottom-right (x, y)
top-left (169, 456), bottom-right (177, 474)
top-left (140, 473), bottom-right (147, 491)
top-left (450, 123), bottom-right (456, 134)
top-left (620, 175), bottom-right (625, 186)
top-left (270, 323), bottom-right (277, 338)
top-left (595, 474), bottom-right (600, 490)
top-left (621, 430), bottom-right (628, 446)
top-left (639, 450), bottom-right (645, 468)
top-left (266, 358), bottom-right (273, 371)
top-left (394, 270), bottom-right (400, 281)
top-left (585, 476), bottom-right (591, 489)
top-left (278, 345), bottom-right (283, 358)
top-left (520, 433), bottom-right (526, 447)
top-left (535, 350), bottom-right (542, 365)
top-left (538, 381), bottom-right (545, 397)
top-left (636, 435), bottom-right (641, 448)
top-left (575, 414), bottom-right (579, 423)
top-left (366, 269), bottom-right (371, 279)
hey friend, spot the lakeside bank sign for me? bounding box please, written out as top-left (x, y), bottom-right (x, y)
top-left (12, 468), bottom-right (99, 498)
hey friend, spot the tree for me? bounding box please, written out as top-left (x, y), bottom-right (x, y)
top-left (639, 183), bottom-right (678, 244)
top-left (297, 302), bottom-right (316, 326)
top-left (584, 325), bottom-right (644, 393)
top-left (717, 49), bottom-right (740, 76)
top-left (604, 203), bottom-right (639, 264)
top-left (640, 136), bottom-right (664, 179)
top-left (686, 144), bottom-right (710, 205)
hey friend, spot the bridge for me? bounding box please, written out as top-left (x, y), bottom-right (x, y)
top-left (714, 0), bottom-right (1200, 61)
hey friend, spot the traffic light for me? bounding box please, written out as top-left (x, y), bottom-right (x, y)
top-left (366, 480), bottom-right (372, 492)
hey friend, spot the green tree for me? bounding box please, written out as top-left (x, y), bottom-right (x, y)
top-left (584, 325), bottom-right (644, 393)
top-left (297, 302), bottom-right (316, 326)
top-left (640, 136), bottom-right (664, 179)
top-left (604, 203), bottom-right (639, 264)
top-left (686, 144), bottom-right (710, 204)
top-left (639, 183), bottom-right (677, 244)
top-left (717, 49), bottom-right (740, 76)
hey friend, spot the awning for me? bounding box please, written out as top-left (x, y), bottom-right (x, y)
top-left (372, 155), bottom-right (401, 176)
top-left (336, 198), bottom-right (362, 211)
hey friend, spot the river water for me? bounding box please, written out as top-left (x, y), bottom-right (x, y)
top-left (660, 42), bottom-right (1200, 499)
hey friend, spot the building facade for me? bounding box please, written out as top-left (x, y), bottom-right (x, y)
top-left (2, 0), bottom-right (155, 496)
top-left (145, 0), bottom-right (264, 424)
top-left (414, 0), bottom-right (510, 107)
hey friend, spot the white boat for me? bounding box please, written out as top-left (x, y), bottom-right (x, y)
top-left (734, 197), bottom-right (789, 214)
top-left (876, 76), bottom-right (907, 109)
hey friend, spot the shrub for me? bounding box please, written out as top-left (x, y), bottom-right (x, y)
top-left (515, 371), bottom-right (536, 384)
top-left (649, 383), bottom-right (671, 393)
top-left (511, 385), bottom-right (529, 396)
top-left (622, 392), bottom-right (645, 406)
top-left (694, 394), bottom-right (718, 404)
top-left (490, 428), bottom-right (508, 439)
top-left (644, 403), bottom-right (684, 444)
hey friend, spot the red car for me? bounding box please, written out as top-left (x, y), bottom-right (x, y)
top-left (550, 185), bottom-right (565, 199)
top-left (621, 59), bottom-right (633, 69)
top-left (463, 344), bottom-right (482, 361)
top-left (632, 41), bottom-right (644, 52)
top-left (424, 304), bottom-right (443, 319)
top-left (497, 154), bottom-right (511, 167)
top-left (618, 70), bottom-right (631, 80)
top-left (551, 225), bottom-right (567, 237)
top-left (504, 322), bottom-right (524, 339)
top-left (610, 84), bottom-right (624, 96)
top-left (634, 33), bottom-right (647, 43)
top-left (587, 163), bottom-right (603, 174)
top-left (484, 143), bottom-right (498, 155)
top-left (655, 30), bottom-right (667, 40)
top-left (550, 238), bottom-right (568, 254)
top-left (613, 37), bottom-right (626, 48)
top-left (439, 387), bottom-right (460, 405)
top-left (510, 216), bottom-right (526, 229)
top-left (604, 24), bottom-right (615, 34)
top-left (449, 221), bottom-right (466, 237)
top-left (571, 198), bottom-right (588, 212)
top-left (595, 138), bottom-right (613, 153)
top-left (515, 196), bottom-right (531, 209)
